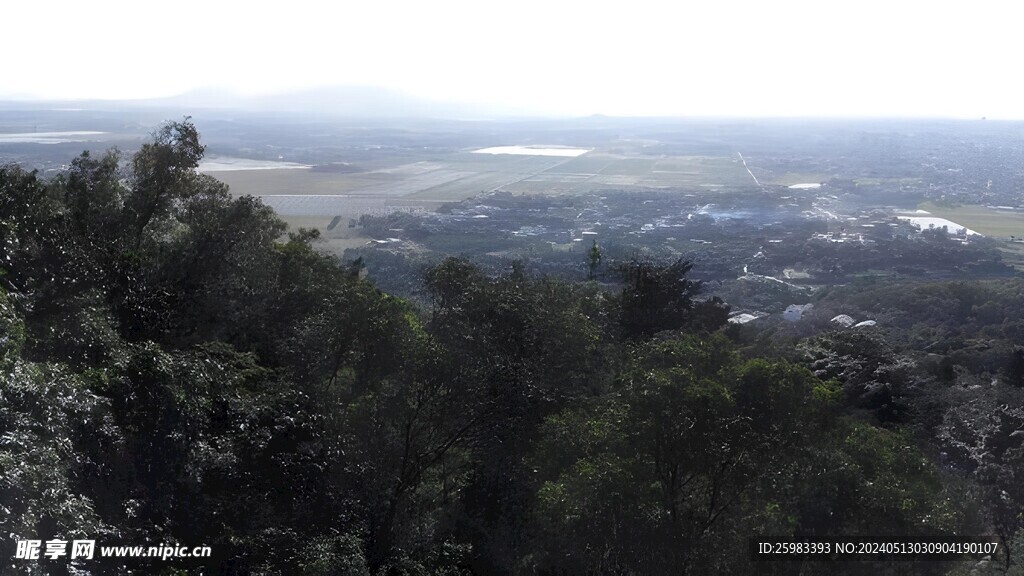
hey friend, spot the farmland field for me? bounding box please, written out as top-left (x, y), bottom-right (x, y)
top-left (759, 171), bottom-right (830, 186)
top-left (271, 214), bottom-right (376, 256)
top-left (205, 149), bottom-right (762, 222)
top-left (919, 203), bottom-right (1024, 238)
top-left (919, 202), bottom-right (1024, 269)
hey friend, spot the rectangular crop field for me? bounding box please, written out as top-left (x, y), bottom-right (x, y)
top-left (208, 151), bottom-right (763, 216)
top-left (919, 203), bottom-right (1024, 238)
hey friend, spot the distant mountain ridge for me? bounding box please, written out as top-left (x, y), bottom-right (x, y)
top-left (0, 85), bottom-right (534, 120)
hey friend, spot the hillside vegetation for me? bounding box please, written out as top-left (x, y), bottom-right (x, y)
top-left (2, 121), bottom-right (1023, 575)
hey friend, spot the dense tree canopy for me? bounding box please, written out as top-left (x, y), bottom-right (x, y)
top-left (0, 121), bottom-right (1014, 575)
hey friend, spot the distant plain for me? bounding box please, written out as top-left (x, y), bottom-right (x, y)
top-left (203, 151), bottom-right (760, 206)
top-left (195, 143), bottom-right (765, 256)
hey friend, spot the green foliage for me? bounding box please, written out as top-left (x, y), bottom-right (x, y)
top-left (0, 359), bottom-right (111, 543)
top-left (614, 258), bottom-right (728, 338)
top-left (299, 533), bottom-right (371, 576)
top-left (125, 119), bottom-right (205, 244)
top-left (800, 330), bottom-right (918, 424)
top-left (0, 122), bottom-right (1000, 575)
top-left (61, 149), bottom-right (125, 242)
top-left (0, 288), bottom-right (25, 366)
top-left (528, 335), bottom-right (965, 574)
top-left (587, 239), bottom-right (602, 280)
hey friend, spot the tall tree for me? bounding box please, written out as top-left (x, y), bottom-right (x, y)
top-left (615, 257), bottom-right (725, 338)
top-left (587, 239), bottom-right (602, 280)
top-left (124, 118), bottom-right (204, 247)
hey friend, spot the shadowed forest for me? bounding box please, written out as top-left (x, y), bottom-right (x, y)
top-left (4, 121), bottom-right (1024, 575)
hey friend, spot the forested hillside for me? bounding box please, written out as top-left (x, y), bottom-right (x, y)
top-left (1, 121), bottom-right (1020, 575)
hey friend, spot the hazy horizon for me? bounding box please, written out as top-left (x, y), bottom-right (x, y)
top-left (0, 83), bottom-right (1016, 122)
top-left (6, 1), bottom-right (1024, 119)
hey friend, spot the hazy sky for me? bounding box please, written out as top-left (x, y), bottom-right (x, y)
top-left (5, 0), bottom-right (1022, 117)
